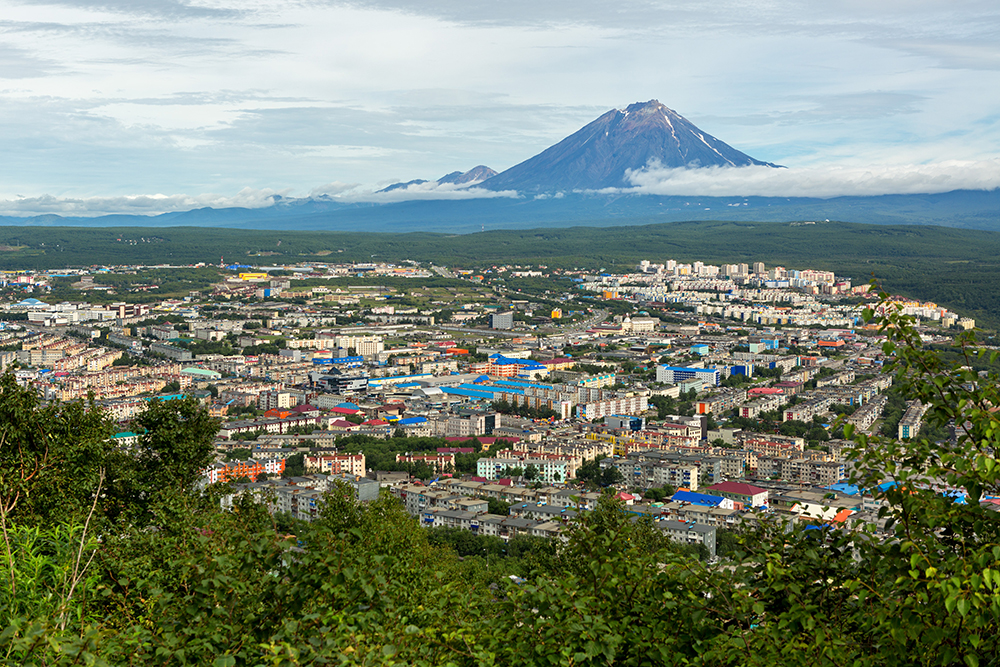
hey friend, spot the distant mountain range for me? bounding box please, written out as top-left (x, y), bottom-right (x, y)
top-left (1, 98), bottom-right (997, 232)
top-left (378, 165), bottom-right (497, 193)
top-left (4, 189), bottom-right (1000, 233)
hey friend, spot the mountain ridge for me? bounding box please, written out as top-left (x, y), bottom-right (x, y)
top-left (377, 165), bottom-right (497, 193)
top-left (3, 189), bottom-right (1000, 233)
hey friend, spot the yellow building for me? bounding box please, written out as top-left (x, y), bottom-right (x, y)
top-left (239, 272), bottom-right (269, 281)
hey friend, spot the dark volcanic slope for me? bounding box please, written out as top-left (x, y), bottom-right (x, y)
top-left (480, 100), bottom-right (779, 193)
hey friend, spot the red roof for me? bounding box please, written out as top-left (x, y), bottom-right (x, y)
top-left (708, 481), bottom-right (768, 496)
top-left (329, 406), bottom-right (360, 415)
top-left (831, 509), bottom-right (854, 523)
top-left (748, 387), bottom-right (784, 395)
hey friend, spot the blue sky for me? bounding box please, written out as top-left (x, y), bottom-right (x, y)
top-left (2, 0), bottom-right (1000, 214)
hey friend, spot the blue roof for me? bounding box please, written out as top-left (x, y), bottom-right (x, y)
top-left (458, 383), bottom-right (523, 395)
top-left (671, 490), bottom-right (726, 507)
top-left (442, 387), bottom-right (493, 399)
top-left (825, 482), bottom-right (858, 495)
top-left (143, 394), bottom-right (185, 402)
top-left (335, 402), bottom-right (360, 410)
top-left (397, 416), bottom-right (427, 425)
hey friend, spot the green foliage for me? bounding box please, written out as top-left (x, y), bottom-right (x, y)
top-left (649, 394), bottom-right (675, 420)
top-left (486, 497), bottom-right (511, 515)
top-left (649, 390), bottom-right (698, 420)
top-left (778, 419), bottom-right (812, 438)
top-left (241, 342), bottom-right (282, 356)
top-left (715, 528), bottom-right (743, 559)
top-left (281, 452), bottom-right (305, 478)
top-left (722, 373), bottom-right (753, 387)
top-left (575, 458), bottom-right (623, 489)
top-left (102, 396), bottom-right (219, 528)
top-left (225, 447), bottom-right (252, 462)
top-left (575, 457), bottom-right (603, 488)
top-left (0, 522), bottom-right (101, 623)
top-left (878, 384), bottom-right (912, 437)
top-left (0, 375), bottom-right (112, 529)
top-left (642, 484), bottom-right (676, 502)
top-left (178, 338), bottom-right (235, 356)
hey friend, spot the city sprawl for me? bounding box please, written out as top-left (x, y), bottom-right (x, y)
top-left (0, 257), bottom-right (978, 558)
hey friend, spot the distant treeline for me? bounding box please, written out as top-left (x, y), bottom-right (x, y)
top-left (2, 220), bottom-right (1000, 328)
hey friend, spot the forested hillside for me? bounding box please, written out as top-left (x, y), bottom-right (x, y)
top-left (1, 301), bottom-right (999, 666)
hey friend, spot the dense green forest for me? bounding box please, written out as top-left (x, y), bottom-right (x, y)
top-left (2, 300), bottom-right (1000, 665)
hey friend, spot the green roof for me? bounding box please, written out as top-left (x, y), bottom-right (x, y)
top-left (180, 367), bottom-right (221, 377)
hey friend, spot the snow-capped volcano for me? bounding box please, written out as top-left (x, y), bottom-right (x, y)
top-left (479, 100), bottom-right (779, 192)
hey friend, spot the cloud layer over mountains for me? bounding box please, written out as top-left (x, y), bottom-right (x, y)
top-left (4, 159), bottom-right (1000, 216)
top-left (622, 159), bottom-right (1000, 199)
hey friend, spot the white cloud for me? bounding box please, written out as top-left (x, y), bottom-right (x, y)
top-left (340, 180), bottom-right (519, 203)
top-left (623, 160), bottom-right (1000, 198)
top-left (308, 181), bottom-right (361, 197)
top-left (0, 181), bottom-right (518, 216)
top-left (0, 187), bottom-right (293, 216)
